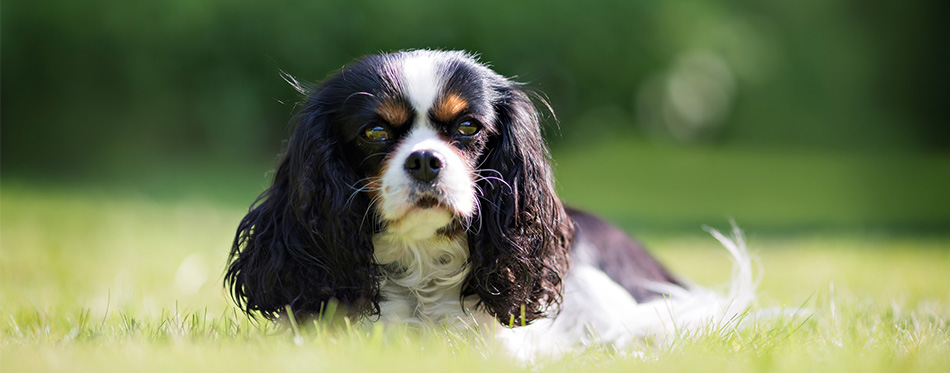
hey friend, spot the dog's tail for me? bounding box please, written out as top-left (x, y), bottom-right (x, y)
top-left (499, 223), bottom-right (761, 360)
top-left (627, 223), bottom-right (758, 340)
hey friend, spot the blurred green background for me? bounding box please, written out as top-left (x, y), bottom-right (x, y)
top-left (2, 0), bottom-right (949, 234)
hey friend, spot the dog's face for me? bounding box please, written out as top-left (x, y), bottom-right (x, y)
top-left (227, 50), bottom-right (573, 325)
top-left (330, 51), bottom-right (499, 240)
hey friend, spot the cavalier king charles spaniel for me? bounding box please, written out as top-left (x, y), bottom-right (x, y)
top-left (225, 50), bottom-right (756, 357)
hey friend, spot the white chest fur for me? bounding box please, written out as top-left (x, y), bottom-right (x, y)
top-left (372, 228), bottom-right (485, 327)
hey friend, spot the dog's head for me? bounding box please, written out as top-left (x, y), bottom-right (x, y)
top-left (226, 50), bottom-right (573, 326)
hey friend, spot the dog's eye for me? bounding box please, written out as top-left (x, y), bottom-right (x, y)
top-left (362, 124), bottom-right (391, 142)
top-left (456, 120), bottom-right (480, 136)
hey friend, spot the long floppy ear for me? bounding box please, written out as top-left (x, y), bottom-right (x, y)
top-left (225, 92), bottom-right (380, 321)
top-left (464, 83), bottom-right (574, 326)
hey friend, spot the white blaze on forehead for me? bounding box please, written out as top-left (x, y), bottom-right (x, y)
top-left (400, 52), bottom-right (444, 114)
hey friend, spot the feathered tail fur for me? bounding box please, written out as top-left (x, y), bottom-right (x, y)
top-left (498, 224), bottom-right (759, 360)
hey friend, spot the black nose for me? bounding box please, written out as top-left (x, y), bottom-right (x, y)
top-left (404, 150), bottom-right (444, 183)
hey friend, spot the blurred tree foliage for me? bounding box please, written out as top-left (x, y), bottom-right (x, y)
top-left (2, 0), bottom-right (946, 175)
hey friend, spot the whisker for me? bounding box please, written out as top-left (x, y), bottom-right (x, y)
top-left (474, 150), bottom-right (496, 170)
top-left (359, 194), bottom-right (384, 231)
top-left (473, 168), bottom-right (505, 179)
top-left (469, 199), bottom-right (486, 236)
top-left (465, 198), bottom-right (484, 235)
top-left (347, 176), bottom-right (376, 191)
top-left (343, 91), bottom-right (376, 107)
top-left (344, 186), bottom-right (369, 209)
top-left (344, 177), bottom-right (382, 209)
top-left (359, 152), bottom-right (391, 168)
top-left (473, 175), bottom-right (513, 192)
top-left (472, 183), bottom-right (485, 197)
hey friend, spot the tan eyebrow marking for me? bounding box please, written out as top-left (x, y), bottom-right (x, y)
top-left (432, 93), bottom-right (469, 123)
top-left (376, 99), bottom-right (411, 125)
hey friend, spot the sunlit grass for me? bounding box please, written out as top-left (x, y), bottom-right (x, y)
top-left (2, 183), bottom-right (949, 372)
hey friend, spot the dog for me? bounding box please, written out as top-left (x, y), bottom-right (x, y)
top-left (225, 50), bottom-right (755, 358)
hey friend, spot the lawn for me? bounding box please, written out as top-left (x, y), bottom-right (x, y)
top-left (2, 142), bottom-right (949, 372)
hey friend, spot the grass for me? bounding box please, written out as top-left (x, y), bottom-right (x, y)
top-left (553, 138), bottom-right (950, 232)
top-left (2, 141), bottom-right (949, 371)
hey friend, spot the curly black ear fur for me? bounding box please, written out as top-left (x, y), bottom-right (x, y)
top-left (225, 90), bottom-right (380, 321)
top-left (464, 83), bottom-right (574, 326)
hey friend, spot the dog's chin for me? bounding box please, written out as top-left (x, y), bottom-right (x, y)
top-left (414, 195), bottom-right (444, 210)
top-left (379, 196), bottom-right (460, 241)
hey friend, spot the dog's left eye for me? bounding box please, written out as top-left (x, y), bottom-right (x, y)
top-left (456, 120), bottom-right (480, 136)
top-left (362, 124), bottom-right (391, 142)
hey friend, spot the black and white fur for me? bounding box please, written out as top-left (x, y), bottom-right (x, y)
top-left (225, 50), bottom-right (756, 358)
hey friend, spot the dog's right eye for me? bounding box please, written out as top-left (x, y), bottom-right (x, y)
top-left (362, 124), bottom-right (391, 142)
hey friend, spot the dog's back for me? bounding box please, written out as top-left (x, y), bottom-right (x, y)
top-left (567, 208), bottom-right (683, 301)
